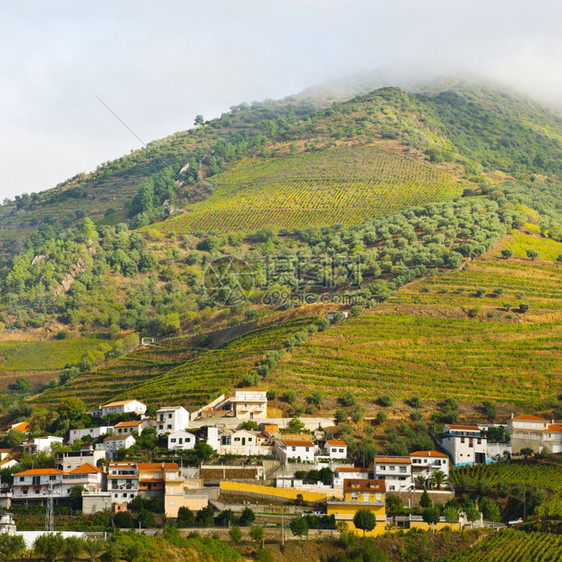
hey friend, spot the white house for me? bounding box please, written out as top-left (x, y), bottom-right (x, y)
top-left (21, 436), bottom-right (64, 455)
top-left (113, 420), bottom-right (151, 436)
top-left (206, 427), bottom-right (220, 451)
top-left (373, 450), bottom-right (449, 491)
top-left (442, 424), bottom-right (487, 466)
top-left (327, 311), bottom-right (349, 321)
top-left (107, 462), bottom-right (139, 502)
top-left (168, 430), bottom-right (196, 451)
top-left (374, 456), bottom-right (412, 492)
top-left (12, 468), bottom-right (65, 499)
top-left (410, 450), bottom-right (449, 479)
top-left (90, 400), bottom-right (147, 418)
top-left (55, 450), bottom-right (106, 472)
top-left (229, 390), bottom-right (268, 420)
top-left (95, 435), bottom-right (136, 459)
top-left (274, 439), bottom-right (316, 463)
top-left (68, 426), bottom-right (114, 445)
top-left (219, 429), bottom-right (272, 456)
top-left (61, 463), bottom-right (106, 495)
top-left (322, 440), bottom-right (348, 459)
top-left (333, 467), bottom-right (370, 488)
top-left (507, 414), bottom-right (562, 454)
top-left (156, 406), bottom-right (190, 435)
top-left (0, 458), bottom-right (19, 470)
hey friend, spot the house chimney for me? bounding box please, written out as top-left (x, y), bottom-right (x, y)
top-left (511, 412), bottom-right (514, 418)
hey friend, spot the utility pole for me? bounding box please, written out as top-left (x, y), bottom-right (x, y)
top-left (44, 483), bottom-right (54, 533)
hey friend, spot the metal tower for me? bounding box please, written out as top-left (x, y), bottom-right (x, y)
top-left (44, 483), bottom-right (54, 532)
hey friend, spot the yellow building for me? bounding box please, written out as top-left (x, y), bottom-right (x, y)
top-left (327, 479), bottom-right (386, 536)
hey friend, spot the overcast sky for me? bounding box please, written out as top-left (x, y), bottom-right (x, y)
top-left (1, 0), bottom-right (561, 200)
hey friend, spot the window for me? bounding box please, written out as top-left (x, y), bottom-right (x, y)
top-left (379, 466), bottom-right (386, 471)
top-left (178, 438), bottom-right (183, 444)
top-left (19, 477), bottom-right (24, 482)
top-left (399, 466), bottom-right (406, 473)
top-left (461, 438), bottom-right (465, 443)
top-left (171, 438), bottom-right (176, 443)
top-left (389, 465), bottom-right (395, 471)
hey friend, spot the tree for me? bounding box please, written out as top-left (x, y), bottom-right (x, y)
top-left (195, 506), bottom-right (214, 527)
top-left (378, 394), bottom-right (392, 407)
top-left (249, 525), bottom-right (264, 548)
top-left (422, 505), bottom-right (441, 533)
top-left (240, 420), bottom-right (258, 431)
top-left (193, 441), bottom-right (216, 462)
top-left (444, 506), bottom-right (459, 525)
top-left (519, 303), bottom-right (530, 313)
top-left (63, 536), bottom-right (84, 562)
top-left (229, 525), bottom-right (242, 544)
top-left (289, 516), bottom-right (309, 538)
top-left (6, 429), bottom-right (26, 448)
top-left (57, 397), bottom-right (86, 420)
top-left (340, 391), bottom-right (357, 407)
top-left (482, 400), bottom-right (497, 422)
top-left (409, 395), bottom-right (422, 409)
top-left (34, 533), bottom-right (66, 562)
top-left (481, 500), bottom-right (501, 522)
top-left (239, 507), bottom-right (255, 526)
top-left (287, 418), bottom-right (306, 433)
top-left (177, 506), bottom-right (195, 527)
top-left (526, 248), bottom-right (539, 260)
top-left (113, 510), bottom-right (134, 528)
top-left (12, 377), bottom-right (31, 394)
top-left (335, 409), bottom-right (347, 424)
top-left (194, 114), bottom-right (205, 126)
top-left (353, 509), bottom-right (376, 536)
top-left (501, 248), bottom-right (514, 259)
top-left (83, 537), bottom-right (105, 562)
top-left (520, 447), bottom-right (534, 458)
top-left (0, 533), bottom-right (25, 560)
top-left (419, 489), bottom-right (431, 508)
top-left (432, 470), bottom-right (446, 490)
top-left (69, 485), bottom-right (85, 511)
top-left (138, 508), bottom-right (155, 528)
top-left (464, 503), bottom-right (480, 528)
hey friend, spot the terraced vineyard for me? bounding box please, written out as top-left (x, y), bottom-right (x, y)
top-left (450, 461), bottom-right (562, 493)
top-left (155, 145), bottom-right (465, 234)
top-left (36, 316), bottom-right (316, 409)
top-left (268, 252), bottom-right (562, 407)
top-left (450, 460), bottom-right (562, 520)
top-left (0, 338), bottom-right (119, 390)
top-left (444, 529), bottom-right (562, 561)
top-left (32, 340), bottom-right (197, 410)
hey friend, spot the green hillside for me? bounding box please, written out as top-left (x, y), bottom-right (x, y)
top-left (265, 243), bottom-right (562, 409)
top-left (155, 144), bottom-right (464, 234)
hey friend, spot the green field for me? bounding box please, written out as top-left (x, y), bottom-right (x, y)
top-left (36, 317), bottom-right (316, 408)
top-left (443, 529), bottom-right (562, 561)
top-left (450, 460), bottom-right (562, 520)
top-left (500, 232), bottom-right (562, 262)
top-left (267, 254), bottom-right (562, 407)
top-left (0, 338), bottom-right (115, 372)
top-left (155, 145), bottom-right (464, 234)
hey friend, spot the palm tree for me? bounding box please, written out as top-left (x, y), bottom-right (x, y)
top-left (432, 470), bottom-right (446, 490)
top-left (414, 474), bottom-right (426, 490)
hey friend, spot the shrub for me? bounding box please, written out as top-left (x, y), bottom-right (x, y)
top-left (378, 394), bottom-right (392, 407)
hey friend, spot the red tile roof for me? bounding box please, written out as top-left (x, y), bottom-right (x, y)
top-left (15, 468), bottom-right (64, 476)
top-left (410, 451), bottom-right (448, 458)
top-left (281, 439), bottom-right (314, 447)
top-left (547, 424), bottom-right (562, 433)
top-left (68, 463), bottom-right (104, 474)
top-left (375, 457), bottom-right (411, 464)
top-left (446, 424), bottom-right (481, 431)
top-left (326, 440), bottom-right (347, 446)
top-left (101, 400), bottom-right (137, 407)
top-left (11, 422), bottom-right (30, 432)
top-left (114, 420), bottom-right (144, 428)
top-left (336, 467), bottom-right (369, 473)
top-left (512, 414), bottom-right (549, 422)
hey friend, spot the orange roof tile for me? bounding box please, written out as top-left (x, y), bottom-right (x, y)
top-left (11, 422), bottom-right (30, 432)
top-left (326, 440), bottom-right (347, 446)
top-left (281, 439), bottom-right (314, 447)
top-left (104, 435), bottom-right (132, 441)
top-left (445, 424), bottom-right (481, 431)
top-left (114, 420), bottom-right (144, 428)
top-left (547, 424), bottom-right (562, 432)
top-left (101, 400), bottom-right (137, 408)
top-left (375, 457), bottom-right (411, 464)
top-left (512, 414), bottom-right (549, 422)
top-left (16, 468), bottom-right (64, 476)
top-left (336, 467), bottom-right (368, 473)
top-left (410, 451), bottom-right (448, 458)
top-left (68, 463), bottom-right (104, 474)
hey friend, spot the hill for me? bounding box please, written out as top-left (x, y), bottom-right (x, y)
top-left (2, 80), bottom-right (562, 251)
